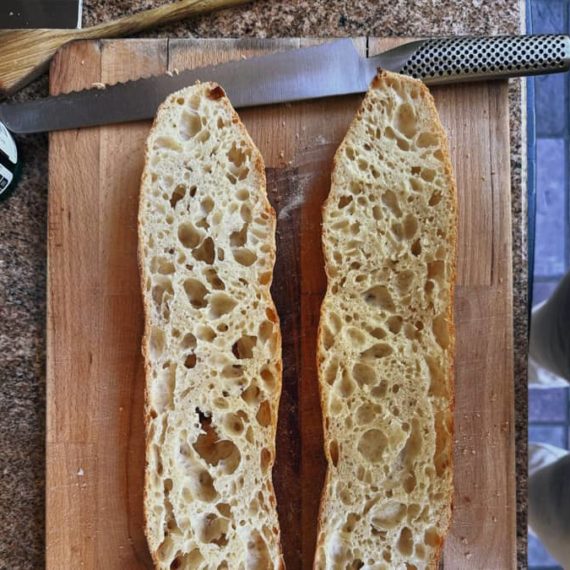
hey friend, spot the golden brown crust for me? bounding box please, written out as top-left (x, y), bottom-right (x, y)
top-left (314, 70), bottom-right (457, 569)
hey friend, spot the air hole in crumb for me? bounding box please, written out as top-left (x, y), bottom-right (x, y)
top-left (188, 469), bottom-right (217, 502)
top-left (152, 278), bottom-right (173, 308)
top-left (382, 190), bottom-right (402, 218)
top-left (209, 294), bottom-right (237, 319)
top-left (184, 354), bottom-right (197, 369)
top-left (397, 528), bottom-right (414, 556)
top-left (428, 260), bottom-right (445, 281)
top-left (178, 222), bottom-right (202, 249)
top-left (403, 472), bottom-right (417, 493)
top-left (329, 440), bottom-right (339, 467)
top-left (181, 333), bottom-right (197, 350)
top-left (363, 285), bottom-right (394, 311)
top-left (410, 178), bottom-right (423, 192)
top-left (361, 343), bottom-right (393, 360)
top-left (397, 137), bottom-right (410, 151)
top-left (242, 384), bottom-right (261, 406)
top-left (154, 136), bottom-right (182, 152)
top-left (230, 224), bottom-right (248, 247)
top-left (246, 530), bottom-right (271, 569)
top-left (403, 214), bottom-right (418, 239)
top-left (223, 413), bottom-right (244, 435)
top-left (260, 366), bottom-right (277, 391)
top-left (197, 513), bottom-right (229, 546)
top-left (193, 237), bottom-right (215, 264)
top-left (193, 416), bottom-right (241, 475)
top-left (337, 369), bottom-right (355, 397)
top-left (352, 363), bottom-right (376, 387)
top-left (387, 315), bottom-right (403, 334)
top-left (221, 364), bottom-right (243, 381)
top-left (200, 196), bottom-right (214, 215)
top-left (356, 403), bottom-right (376, 425)
top-left (358, 429), bottom-right (388, 463)
top-left (260, 272), bottom-right (272, 286)
top-left (370, 327), bottom-right (387, 340)
top-left (197, 325), bottom-right (216, 342)
top-left (266, 307), bottom-right (278, 323)
top-left (203, 267), bottom-right (225, 290)
top-left (197, 129), bottom-right (210, 144)
top-left (180, 110), bottom-right (201, 140)
top-left (346, 327), bottom-right (366, 347)
top-left (149, 328), bottom-right (165, 359)
top-left (395, 103), bottom-right (417, 139)
top-left (324, 358), bottom-right (339, 385)
top-left (233, 248), bottom-right (257, 267)
top-left (236, 188), bottom-right (249, 201)
top-left (404, 324), bottom-right (418, 340)
top-left (396, 270), bottom-right (414, 294)
top-left (426, 355), bottom-right (446, 397)
top-left (258, 320), bottom-right (273, 343)
top-left (424, 527), bottom-right (441, 548)
top-left (432, 314), bottom-right (450, 349)
top-left (232, 335), bottom-right (257, 359)
top-left (170, 185), bottom-right (186, 208)
top-left (417, 132), bottom-right (438, 147)
top-left (216, 503), bottom-right (232, 518)
top-left (371, 501), bottom-right (406, 530)
top-left (256, 401), bottom-right (271, 427)
top-left (240, 204), bottom-right (252, 222)
top-left (184, 279), bottom-right (208, 309)
top-left (260, 448), bottom-right (271, 472)
top-left (429, 191), bottom-right (442, 206)
top-left (411, 239), bottom-right (422, 256)
top-left (227, 142), bottom-right (249, 169)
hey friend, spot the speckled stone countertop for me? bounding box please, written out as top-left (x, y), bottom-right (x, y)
top-left (0, 1), bottom-right (526, 568)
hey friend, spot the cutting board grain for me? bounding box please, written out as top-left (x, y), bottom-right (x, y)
top-left (47, 38), bottom-right (516, 569)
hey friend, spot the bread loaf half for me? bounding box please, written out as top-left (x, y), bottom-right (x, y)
top-left (314, 71), bottom-right (457, 570)
top-left (139, 83), bottom-right (284, 570)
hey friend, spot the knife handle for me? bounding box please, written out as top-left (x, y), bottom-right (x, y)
top-left (393, 35), bottom-right (570, 85)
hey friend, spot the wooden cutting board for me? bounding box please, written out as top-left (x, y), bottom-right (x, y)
top-left (46, 38), bottom-right (516, 569)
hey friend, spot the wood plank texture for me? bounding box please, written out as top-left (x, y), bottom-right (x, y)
top-left (47, 38), bottom-right (516, 569)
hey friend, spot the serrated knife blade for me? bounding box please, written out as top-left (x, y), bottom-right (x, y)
top-left (1, 35), bottom-right (569, 134)
top-left (0, 40), bottom-right (372, 134)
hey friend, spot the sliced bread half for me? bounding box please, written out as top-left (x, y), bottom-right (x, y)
top-left (314, 70), bottom-right (457, 570)
top-left (139, 83), bottom-right (284, 570)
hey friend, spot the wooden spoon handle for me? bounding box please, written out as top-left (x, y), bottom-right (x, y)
top-left (0, 0), bottom-right (253, 96)
top-left (83, 0), bottom-right (252, 39)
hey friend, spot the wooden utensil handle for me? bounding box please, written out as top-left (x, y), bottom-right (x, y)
top-left (83, 0), bottom-right (252, 38)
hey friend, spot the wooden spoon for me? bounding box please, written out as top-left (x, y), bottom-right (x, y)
top-left (0, 0), bottom-right (252, 96)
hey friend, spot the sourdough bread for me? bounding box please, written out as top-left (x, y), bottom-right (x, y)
top-left (139, 83), bottom-right (284, 570)
top-left (314, 71), bottom-right (457, 570)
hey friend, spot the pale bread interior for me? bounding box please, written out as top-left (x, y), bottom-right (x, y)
top-left (139, 83), bottom-right (283, 570)
top-left (314, 71), bottom-right (456, 570)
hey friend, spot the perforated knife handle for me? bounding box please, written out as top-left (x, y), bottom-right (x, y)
top-left (395, 35), bottom-right (570, 84)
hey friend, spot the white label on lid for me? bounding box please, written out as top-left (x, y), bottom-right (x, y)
top-left (0, 122), bottom-right (17, 165)
top-left (0, 162), bottom-right (13, 193)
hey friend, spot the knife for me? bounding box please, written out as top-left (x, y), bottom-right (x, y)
top-left (0, 35), bottom-right (569, 199)
top-left (1, 35), bottom-right (569, 135)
